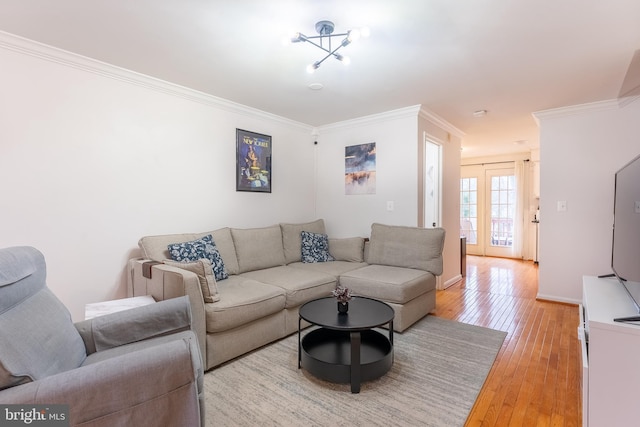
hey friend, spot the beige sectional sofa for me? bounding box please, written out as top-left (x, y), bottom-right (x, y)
top-left (127, 220), bottom-right (445, 370)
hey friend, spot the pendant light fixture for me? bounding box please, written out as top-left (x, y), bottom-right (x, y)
top-left (285, 20), bottom-right (369, 73)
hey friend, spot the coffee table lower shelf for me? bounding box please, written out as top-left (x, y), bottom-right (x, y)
top-left (300, 327), bottom-right (393, 391)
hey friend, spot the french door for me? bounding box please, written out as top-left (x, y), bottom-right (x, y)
top-left (461, 165), bottom-right (517, 258)
top-left (484, 168), bottom-right (516, 258)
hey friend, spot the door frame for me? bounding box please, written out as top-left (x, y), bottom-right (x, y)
top-left (419, 132), bottom-right (443, 288)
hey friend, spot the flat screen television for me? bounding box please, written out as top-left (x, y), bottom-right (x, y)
top-left (611, 153), bottom-right (640, 322)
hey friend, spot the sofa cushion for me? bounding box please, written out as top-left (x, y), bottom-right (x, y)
top-left (339, 264), bottom-right (436, 304)
top-left (208, 228), bottom-right (240, 275)
top-left (204, 277), bottom-right (285, 333)
top-left (138, 228), bottom-right (240, 275)
top-left (163, 259), bottom-right (220, 303)
top-left (139, 232), bottom-right (201, 261)
top-left (301, 231), bottom-right (334, 263)
top-left (168, 235), bottom-right (228, 281)
top-left (288, 260), bottom-right (368, 277)
top-left (367, 223), bottom-right (446, 275)
top-left (329, 237), bottom-right (365, 262)
top-left (240, 266), bottom-right (336, 307)
top-left (231, 225), bottom-right (286, 273)
top-left (280, 219), bottom-right (326, 264)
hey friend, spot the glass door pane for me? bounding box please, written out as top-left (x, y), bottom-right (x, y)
top-left (460, 177), bottom-right (478, 244)
top-left (486, 169), bottom-right (515, 257)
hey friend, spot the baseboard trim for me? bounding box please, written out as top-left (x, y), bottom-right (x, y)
top-left (536, 293), bottom-right (581, 306)
top-left (440, 274), bottom-right (463, 290)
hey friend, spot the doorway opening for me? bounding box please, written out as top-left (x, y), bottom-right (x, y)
top-left (461, 160), bottom-right (530, 259)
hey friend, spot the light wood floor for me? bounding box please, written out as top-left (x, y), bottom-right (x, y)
top-left (435, 255), bottom-right (582, 427)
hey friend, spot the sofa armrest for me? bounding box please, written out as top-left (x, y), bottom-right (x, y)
top-left (75, 296), bottom-right (192, 353)
top-left (127, 259), bottom-right (206, 362)
top-left (0, 339), bottom-right (201, 426)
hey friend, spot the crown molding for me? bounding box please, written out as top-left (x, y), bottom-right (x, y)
top-left (418, 107), bottom-right (465, 138)
top-left (531, 98), bottom-right (629, 125)
top-left (317, 105), bottom-right (422, 133)
top-left (0, 30), bottom-right (313, 133)
top-left (0, 30), bottom-right (473, 138)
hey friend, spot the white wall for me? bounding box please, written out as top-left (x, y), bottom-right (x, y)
top-left (0, 33), bottom-right (466, 321)
top-left (314, 106), bottom-right (464, 289)
top-left (536, 98), bottom-right (640, 303)
top-left (0, 37), bottom-right (316, 320)
top-left (419, 111), bottom-right (463, 288)
top-left (315, 106), bottom-right (421, 237)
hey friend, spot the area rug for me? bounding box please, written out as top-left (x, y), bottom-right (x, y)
top-left (203, 316), bottom-right (506, 427)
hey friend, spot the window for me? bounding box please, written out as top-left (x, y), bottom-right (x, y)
top-left (460, 177), bottom-right (477, 244)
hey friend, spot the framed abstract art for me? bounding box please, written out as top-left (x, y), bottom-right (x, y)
top-left (345, 142), bottom-right (376, 195)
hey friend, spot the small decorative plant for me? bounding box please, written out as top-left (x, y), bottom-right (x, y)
top-left (331, 285), bottom-right (352, 304)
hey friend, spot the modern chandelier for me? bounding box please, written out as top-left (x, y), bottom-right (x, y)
top-left (286, 20), bottom-right (369, 73)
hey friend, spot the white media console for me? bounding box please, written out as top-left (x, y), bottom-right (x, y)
top-left (581, 275), bottom-right (640, 427)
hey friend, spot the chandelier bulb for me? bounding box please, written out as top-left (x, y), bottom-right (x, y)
top-left (306, 62), bottom-right (320, 74)
top-left (292, 32), bottom-right (306, 43)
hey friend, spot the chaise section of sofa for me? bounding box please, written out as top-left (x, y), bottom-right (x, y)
top-left (339, 223), bottom-right (446, 332)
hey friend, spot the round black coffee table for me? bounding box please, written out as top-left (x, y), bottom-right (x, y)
top-left (298, 296), bottom-right (394, 393)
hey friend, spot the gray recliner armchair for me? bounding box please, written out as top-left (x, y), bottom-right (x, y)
top-left (0, 246), bottom-right (204, 426)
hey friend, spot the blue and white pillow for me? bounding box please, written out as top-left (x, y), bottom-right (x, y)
top-left (301, 231), bottom-right (335, 263)
top-left (168, 234), bottom-right (228, 280)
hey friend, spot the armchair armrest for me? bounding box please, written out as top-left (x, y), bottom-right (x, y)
top-left (75, 296), bottom-right (192, 354)
top-left (0, 339), bottom-right (201, 426)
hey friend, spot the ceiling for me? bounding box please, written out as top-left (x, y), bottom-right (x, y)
top-left (1, 0), bottom-right (639, 158)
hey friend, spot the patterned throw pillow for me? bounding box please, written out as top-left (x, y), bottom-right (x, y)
top-left (301, 230), bottom-right (335, 263)
top-left (168, 234), bottom-right (228, 280)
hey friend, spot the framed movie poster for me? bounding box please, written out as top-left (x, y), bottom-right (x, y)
top-left (236, 129), bottom-right (272, 193)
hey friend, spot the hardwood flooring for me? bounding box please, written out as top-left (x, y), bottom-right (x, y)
top-left (435, 255), bottom-right (582, 427)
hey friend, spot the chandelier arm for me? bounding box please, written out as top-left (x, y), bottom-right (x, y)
top-left (303, 38), bottom-right (333, 55)
top-left (316, 43), bottom-right (347, 68)
top-left (314, 51), bottom-right (336, 68)
top-left (303, 33), bottom-right (350, 40)
top-left (303, 34), bottom-right (350, 57)
top-left (328, 43), bottom-right (345, 60)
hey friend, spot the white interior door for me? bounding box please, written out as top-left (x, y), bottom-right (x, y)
top-left (424, 137), bottom-right (441, 228)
